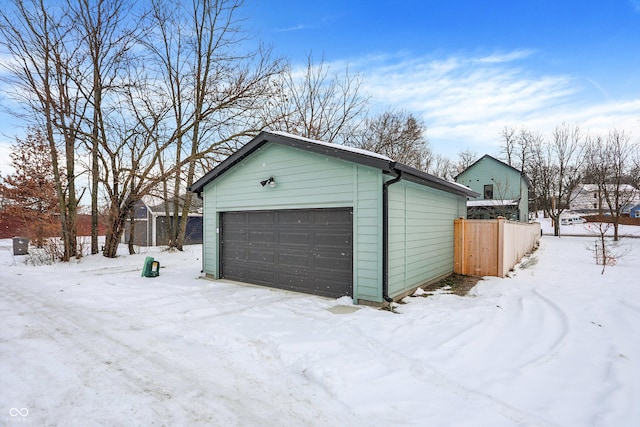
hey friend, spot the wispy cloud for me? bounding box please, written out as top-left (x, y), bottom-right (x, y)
top-left (631, 0), bottom-right (640, 13)
top-left (472, 49), bottom-right (536, 64)
top-left (349, 50), bottom-right (640, 157)
top-left (274, 24), bottom-right (312, 33)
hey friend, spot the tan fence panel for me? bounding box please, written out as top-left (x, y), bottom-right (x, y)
top-left (455, 218), bottom-right (541, 277)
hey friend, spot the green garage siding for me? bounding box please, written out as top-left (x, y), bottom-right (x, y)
top-left (387, 180), bottom-right (462, 298)
top-left (201, 142), bottom-right (383, 302)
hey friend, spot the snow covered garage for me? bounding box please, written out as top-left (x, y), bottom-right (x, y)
top-left (189, 131), bottom-right (477, 304)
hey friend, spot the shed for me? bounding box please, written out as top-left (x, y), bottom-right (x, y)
top-left (123, 195), bottom-right (203, 246)
top-left (630, 204), bottom-right (640, 219)
top-left (455, 155), bottom-right (530, 222)
top-left (190, 131), bottom-right (478, 304)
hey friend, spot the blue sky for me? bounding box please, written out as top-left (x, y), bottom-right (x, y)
top-left (1, 0), bottom-right (639, 173)
top-left (245, 0), bottom-right (640, 157)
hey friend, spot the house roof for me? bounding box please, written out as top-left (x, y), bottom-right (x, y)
top-left (467, 199), bottom-right (519, 207)
top-left (140, 193), bottom-right (203, 215)
top-left (574, 183), bottom-right (638, 193)
top-left (189, 131), bottom-right (479, 198)
top-left (455, 154), bottom-right (531, 188)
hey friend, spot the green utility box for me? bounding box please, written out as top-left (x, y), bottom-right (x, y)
top-left (142, 256), bottom-right (160, 277)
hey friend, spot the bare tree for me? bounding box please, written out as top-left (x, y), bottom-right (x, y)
top-left (425, 154), bottom-right (457, 180)
top-left (348, 109), bottom-right (429, 170)
top-left (585, 129), bottom-right (637, 241)
top-left (456, 149), bottom-right (478, 173)
top-left (71, 0), bottom-right (138, 255)
top-left (1, 0), bottom-right (85, 260)
top-left (516, 127), bottom-right (542, 217)
top-left (630, 151), bottom-right (640, 192)
top-left (267, 53), bottom-right (369, 144)
top-left (146, 0), bottom-right (284, 251)
top-left (500, 126), bottom-right (517, 166)
top-left (531, 123), bottom-right (585, 237)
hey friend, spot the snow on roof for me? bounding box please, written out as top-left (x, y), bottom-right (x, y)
top-left (467, 199), bottom-right (518, 207)
top-left (269, 130), bottom-right (393, 162)
top-left (577, 183), bottom-right (638, 192)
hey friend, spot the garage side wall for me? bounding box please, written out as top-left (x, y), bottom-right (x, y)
top-left (201, 142), bottom-right (383, 302)
top-left (388, 181), bottom-right (464, 298)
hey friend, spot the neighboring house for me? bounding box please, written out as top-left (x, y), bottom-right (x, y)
top-left (454, 155), bottom-right (530, 222)
top-left (123, 195), bottom-right (203, 246)
top-left (189, 131), bottom-right (478, 305)
top-left (630, 204), bottom-right (640, 219)
top-left (570, 184), bottom-right (640, 214)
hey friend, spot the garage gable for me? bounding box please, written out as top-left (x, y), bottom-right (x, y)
top-left (199, 140), bottom-right (384, 302)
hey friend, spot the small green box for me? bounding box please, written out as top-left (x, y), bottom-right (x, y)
top-left (142, 256), bottom-right (160, 277)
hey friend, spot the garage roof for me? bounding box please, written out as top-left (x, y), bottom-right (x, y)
top-left (189, 131), bottom-right (478, 198)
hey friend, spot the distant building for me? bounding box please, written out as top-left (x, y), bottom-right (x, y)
top-left (628, 204), bottom-right (640, 219)
top-left (455, 155), bottom-right (530, 222)
top-left (123, 194), bottom-right (203, 246)
top-left (570, 184), bottom-right (640, 215)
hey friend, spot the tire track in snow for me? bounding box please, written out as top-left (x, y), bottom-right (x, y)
top-left (1, 284), bottom-right (357, 426)
top-left (353, 331), bottom-right (562, 427)
top-left (427, 288), bottom-right (570, 372)
top-left (326, 289), bottom-right (572, 426)
top-left (520, 290), bottom-right (570, 368)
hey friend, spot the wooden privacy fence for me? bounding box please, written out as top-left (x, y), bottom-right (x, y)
top-left (454, 218), bottom-right (541, 278)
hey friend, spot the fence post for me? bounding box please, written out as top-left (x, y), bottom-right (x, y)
top-left (454, 218), bottom-right (464, 274)
top-left (497, 217), bottom-right (505, 278)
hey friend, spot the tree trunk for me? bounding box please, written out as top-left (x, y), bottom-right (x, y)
top-left (103, 201), bottom-right (135, 258)
top-left (91, 109), bottom-right (99, 255)
top-left (128, 213), bottom-right (136, 255)
top-left (103, 213), bottom-right (126, 258)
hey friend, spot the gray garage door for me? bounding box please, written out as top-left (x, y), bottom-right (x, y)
top-left (220, 208), bottom-right (353, 298)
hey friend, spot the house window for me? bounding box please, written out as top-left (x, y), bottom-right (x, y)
top-left (593, 203), bottom-right (597, 209)
top-left (484, 184), bottom-right (494, 200)
top-left (593, 193), bottom-right (597, 198)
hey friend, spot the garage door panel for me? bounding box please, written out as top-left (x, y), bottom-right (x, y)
top-left (279, 210), bottom-right (312, 224)
top-left (315, 232), bottom-right (351, 247)
top-left (224, 248), bottom-right (247, 259)
top-left (220, 208), bottom-right (352, 298)
top-left (247, 269), bottom-right (277, 284)
top-left (223, 229), bottom-right (247, 241)
top-left (279, 231), bottom-right (312, 245)
top-left (315, 256), bottom-right (350, 271)
top-left (248, 248), bottom-right (276, 263)
top-left (278, 272), bottom-right (310, 287)
top-left (249, 211), bottom-right (275, 224)
top-left (317, 209), bottom-right (351, 223)
top-left (278, 251), bottom-right (312, 268)
top-left (249, 230), bottom-right (276, 243)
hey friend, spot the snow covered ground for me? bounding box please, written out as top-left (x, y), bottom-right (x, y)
top-left (1, 233), bottom-right (639, 426)
top-left (535, 215), bottom-right (640, 238)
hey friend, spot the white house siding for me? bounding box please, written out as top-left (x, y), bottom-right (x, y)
top-left (201, 142), bottom-right (383, 303)
top-left (387, 180), bottom-right (462, 297)
top-left (570, 184), bottom-right (640, 212)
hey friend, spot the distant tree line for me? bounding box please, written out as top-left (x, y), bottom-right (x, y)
top-left (499, 124), bottom-right (639, 239)
top-left (0, 0), bottom-right (448, 260)
top-left (1, 0), bottom-right (637, 259)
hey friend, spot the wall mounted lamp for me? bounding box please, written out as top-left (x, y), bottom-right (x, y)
top-left (260, 176), bottom-right (276, 188)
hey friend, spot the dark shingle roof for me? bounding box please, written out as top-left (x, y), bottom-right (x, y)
top-left (190, 131), bottom-right (478, 198)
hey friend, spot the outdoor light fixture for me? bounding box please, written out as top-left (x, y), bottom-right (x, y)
top-left (260, 176), bottom-right (276, 188)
